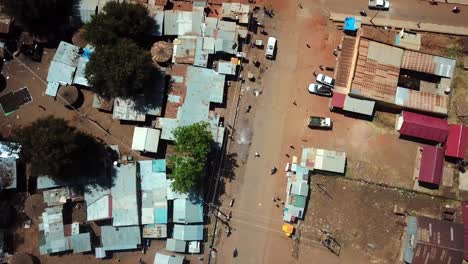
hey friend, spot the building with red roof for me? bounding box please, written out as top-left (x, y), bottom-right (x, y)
top-left (446, 125), bottom-right (468, 159)
top-left (418, 145), bottom-right (445, 186)
top-left (397, 111), bottom-right (449, 143)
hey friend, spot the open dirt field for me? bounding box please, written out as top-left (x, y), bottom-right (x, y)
top-left (298, 175), bottom-right (461, 264)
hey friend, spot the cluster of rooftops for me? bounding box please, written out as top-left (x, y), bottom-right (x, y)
top-left (36, 154), bottom-right (205, 259)
top-left (46, 1), bottom-right (252, 153)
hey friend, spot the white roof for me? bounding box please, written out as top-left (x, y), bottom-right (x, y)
top-left (132, 127), bottom-right (161, 153)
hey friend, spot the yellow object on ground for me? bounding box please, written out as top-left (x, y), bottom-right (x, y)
top-left (282, 223), bottom-right (294, 237)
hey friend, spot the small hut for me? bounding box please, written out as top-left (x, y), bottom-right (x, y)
top-left (58, 85), bottom-right (79, 106)
top-left (150, 41), bottom-right (173, 63)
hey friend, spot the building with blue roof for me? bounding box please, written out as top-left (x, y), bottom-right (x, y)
top-left (111, 164), bottom-right (139, 227)
top-left (173, 198), bottom-right (204, 224)
top-left (46, 41), bottom-right (93, 97)
top-left (172, 224), bottom-right (203, 241)
top-left (101, 225), bottom-right (141, 252)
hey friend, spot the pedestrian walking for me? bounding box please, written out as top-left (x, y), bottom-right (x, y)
top-left (298, 3), bottom-right (303, 8)
top-left (289, 144), bottom-right (295, 149)
top-left (306, 42), bottom-right (311, 48)
top-left (272, 197), bottom-right (276, 202)
top-left (255, 152), bottom-right (260, 157)
top-left (319, 65), bottom-right (324, 70)
top-left (286, 154), bottom-right (290, 158)
top-left (293, 100), bottom-right (297, 106)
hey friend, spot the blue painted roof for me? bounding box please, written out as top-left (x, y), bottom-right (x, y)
top-left (173, 197), bottom-right (204, 224)
top-left (173, 224), bottom-right (203, 241)
top-left (153, 159), bottom-right (166, 172)
top-left (155, 207), bottom-right (168, 224)
top-left (403, 216), bottom-right (417, 263)
top-left (344, 17), bottom-right (356, 31)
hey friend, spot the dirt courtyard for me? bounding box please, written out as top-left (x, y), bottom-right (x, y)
top-left (297, 175), bottom-right (461, 264)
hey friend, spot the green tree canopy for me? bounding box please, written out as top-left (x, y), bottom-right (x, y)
top-left (169, 122), bottom-right (213, 193)
top-left (84, 1), bottom-right (154, 47)
top-left (13, 116), bottom-right (102, 181)
top-left (85, 39), bottom-right (154, 99)
top-left (1, 0), bottom-right (72, 37)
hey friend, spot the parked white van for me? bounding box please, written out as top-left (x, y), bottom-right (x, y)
top-left (265, 37), bottom-right (276, 59)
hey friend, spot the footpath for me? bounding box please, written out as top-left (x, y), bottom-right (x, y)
top-left (330, 12), bottom-right (468, 36)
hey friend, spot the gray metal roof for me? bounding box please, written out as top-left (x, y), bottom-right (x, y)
top-left (69, 233), bottom-right (91, 253)
top-left (111, 164), bottom-right (139, 226)
top-left (43, 187), bottom-right (71, 206)
top-left (101, 225), bottom-right (141, 252)
top-left (172, 224), bottom-right (203, 241)
top-left (164, 10), bottom-right (203, 36)
top-left (85, 184), bottom-right (111, 221)
top-left (39, 206), bottom-right (69, 255)
top-left (214, 38), bottom-right (237, 54)
top-left (151, 10), bottom-right (164, 36)
top-left (217, 20), bottom-right (237, 32)
top-left (301, 148), bottom-right (347, 174)
top-left (367, 41), bottom-right (403, 67)
top-left (343, 96), bottom-right (375, 116)
top-left (139, 160), bottom-right (168, 225)
top-left (172, 36), bottom-right (197, 64)
top-left (73, 56), bottom-right (91, 87)
top-left (173, 197), bottom-right (204, 224)
top-left (159, 66), bottom-right (225, 141)
top-left (217, 61), bottom-right (237, 75)
top-left (166, 238), bottom-right (186, 252)
top-left (154, 253), bottom-right (184, 264)
top-left (403, 216), bottom-right (417, 263)
top-left (434, 56), bottom-right (456, 78)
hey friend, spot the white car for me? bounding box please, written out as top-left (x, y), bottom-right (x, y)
top-left (316, 73), bottom-right (335, 87)
top-left (265, 37), bottom-right (276, 59)
top-left (308, 83), bottom-right (332, 97)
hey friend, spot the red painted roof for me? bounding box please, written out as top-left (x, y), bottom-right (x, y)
top-left (463, 202), bottom-right (468, 260)
top-left (446, 125), bottom-right (468, 159)
top-left (399, 111), bottom-right (449, 142)
top-left (330, 93), bottom-right (346, 109)
top-left (418, 145), bottom-right (445, 186)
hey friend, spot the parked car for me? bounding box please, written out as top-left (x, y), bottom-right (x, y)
top-left (316, 73), bottom-right (335, 87)
top-left (368, 0), bottom-right (390, 10)
top-left (265, 37), bottom-right (276, 59)
top-left (308, 116), bottom-right (333, 129)
top-left (308, 83), bottom-right (332, 96)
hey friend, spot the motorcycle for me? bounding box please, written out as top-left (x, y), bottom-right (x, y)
top-left (233, 248), bottom-right (238, 257)
top-left (245, 105), bottom-right (252, 113)
top-left (270, 166), bottom-right (277, 175)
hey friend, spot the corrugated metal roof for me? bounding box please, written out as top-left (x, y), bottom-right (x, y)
top-left (217, 61), bottom-right (236, 75)
top-left (398, 111), bottom-right (449, 142)
top-left (335, 36), bottom-right (357, 88)
top-left (446, 125), bottom-right (468, 159)
top-left (113, 95), bottom-right (163, 121)
top-left (173, 198), bottom-right (203, 224)
top-left (301, 148), bottom-right (347, 173)
top-left (214, 38), bottom-right (237, 54)
top-left (410, 216), bottom-right (464, 264)
top-left (43, 188), bottom-right (71, 206)
top-left (351, 39), bottom-right (400, 103)
top-left (221, 3), bottom-right (251, 24)
top-left (139, 160), bottom-right (167, 225)
top-left (418, 145), bottom-right (445, 186)
top-left (172, 36), bottom-right (197, 64)
top-left (367, 41), bottom-right (403, 67)
top-left (143, 224), bottom-right (167, 238)
top-left (403, 216), bottom-right (417, 263)
top-left (166, 238), bottom-right (186, 252)
top-left (69, 233), bottom-right (91, 253)
top-left (101, 226), bottom-right (141, 252)
top-left (39, 206), bottom-right (69, 255)
top-left (164, 10), bottom-right (204, 36)
top-left (159, 66), bottom-right (225, 141)
top-left (111, 164), bottom-right (139, 226)
top-left (154, 253), bottom-right (184, 264)
top-left (172, 224), bottom-right (203, 241)
top-left (402, 51), bottom-right (456, 78)
top-left (132, 127), bottom-right (160, 153)
top-left (47, 61), bottom-right (76, 85)
top-left (343, 96), bottom-right (375, 116)
top-left (330, 92), bottom-right (346, 109)
top-left (151, 10), bottom-right (164, 36)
